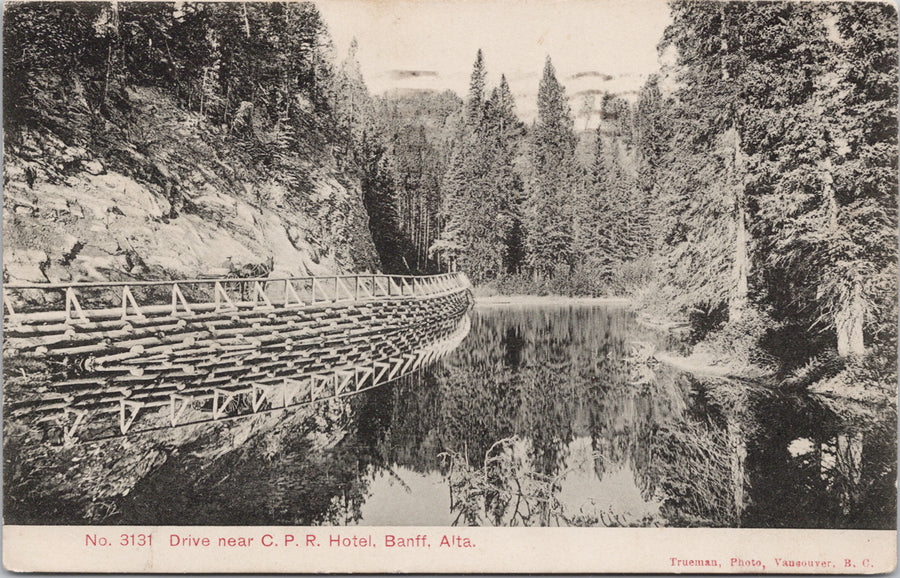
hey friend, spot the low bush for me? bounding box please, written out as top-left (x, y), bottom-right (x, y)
top-left (691, 307), bottom-right (779, 372)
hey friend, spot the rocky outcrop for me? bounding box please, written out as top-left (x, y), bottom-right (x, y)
top-left (3, 86), bottom-right (379, 288)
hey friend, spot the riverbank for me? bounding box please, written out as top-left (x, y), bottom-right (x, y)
top-left (653, 351), bottom-right (761, 379)
top-left (474, 294), bottom-right (629, 307)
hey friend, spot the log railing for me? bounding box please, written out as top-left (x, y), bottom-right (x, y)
top-left (2, 272), bottom-right (471, 325)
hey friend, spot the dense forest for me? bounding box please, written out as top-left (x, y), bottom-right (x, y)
top-left (3, 2), bottom-right (897, 373)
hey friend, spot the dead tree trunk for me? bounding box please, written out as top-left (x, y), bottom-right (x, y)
top-left (725, 125), bottom-right (748, 324)
top-left (836, 280), bottom-right (865, 356)
top-left (729, 202), bottom-right (749, 323)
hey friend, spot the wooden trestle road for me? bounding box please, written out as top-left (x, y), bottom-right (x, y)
top-left (2, 272), bottom-right (473, 444)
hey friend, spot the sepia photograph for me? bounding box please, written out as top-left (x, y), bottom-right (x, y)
top-left (1, 0), bottom-right (897, 572)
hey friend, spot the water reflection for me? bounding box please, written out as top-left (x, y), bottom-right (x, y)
top-left (115, 305), bottom-right (896, 529)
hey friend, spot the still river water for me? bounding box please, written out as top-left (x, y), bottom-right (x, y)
top-left (116, 305), bottom-right (896, 528)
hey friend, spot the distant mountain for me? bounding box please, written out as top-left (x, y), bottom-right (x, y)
top-left (374, 68), bottom-right (648, 128)
top-left (515, 71), bottom-right (647, 129)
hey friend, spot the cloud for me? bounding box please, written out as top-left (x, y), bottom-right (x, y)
top-left (570, 88), bottom-right (607, 98)
top-left (568, 71), bottom-right (614, 82)
top-left (385, 87), bottom-right (440, 97)
top-left (388, 70), bottom-right (440, 80)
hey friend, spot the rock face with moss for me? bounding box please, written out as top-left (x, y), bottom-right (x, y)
top-left (3, 85), bottom-right (378, 285)
top-left (3, 3), bottom-right (380, 287)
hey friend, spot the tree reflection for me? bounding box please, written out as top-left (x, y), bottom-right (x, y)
top-left (374, 306), bottom-right (894, 528)
top-left (742, 394), bottom-right (896, 529)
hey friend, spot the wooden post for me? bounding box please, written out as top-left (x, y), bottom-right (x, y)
top-left (284, 280), bottom-right (302, 307)
top-left (214, 281), bottom-right (236, 311)
top-left (121, 285), bottom-right (146, 320)
top-left (63, 409), bottom-right (87, 444)
top-left (252, 281), bottom-right (273, 308)
top-left (170, 394), bottom-right (190, 426)
top-left (171, 284), bottom-right (193, 314)
top-left (119, 400), bottom-right (143, 434)
top-left (3, 289), bottom-right (17, 322)
top-left (66, 287), bottom-right (87, 323)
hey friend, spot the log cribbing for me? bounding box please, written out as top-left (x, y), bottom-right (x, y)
top-left (2, 272), bottom-right (473, 444)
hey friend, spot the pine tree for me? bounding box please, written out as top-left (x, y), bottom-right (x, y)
top-left (746, 2), bottom-right (898, 355)
top-left (634, 75), bottom-right (672, 253)
top-left (573, 133), bottom-right (615, 276)
top-left (467, 49), bottom-right (487, 126)
top-left (334, 38), bottom-right (377, 158)
top-left (431, 54), bottom-right (524, 283)
top-left (524, 56), bottom-right (577, 280)
top-left (383, 90), bottom-right (464, 273)
top-left (654, 1), bottom-right (897, 357)
top-left (483, 75), bottom-right (525, 274)
top-left (655, 1), bottom-right (751, 320)
top-left (573, 124), bottom-right (650, 283)
top-left (828, 2), bottom-right (898, 353)
top-left (333, 39), bottom-right (405, 272)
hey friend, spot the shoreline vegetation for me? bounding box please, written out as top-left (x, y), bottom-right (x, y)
top-left (474, 285), bottom-right (897, 410)
top-left (474, 294), bottom-right (629, 307)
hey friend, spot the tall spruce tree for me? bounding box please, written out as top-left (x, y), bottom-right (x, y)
top-left (656, 1), bottom-right (751, 321)
top-left (467, 49), bottom-right (487, 126)
top-left (432, 53), bottom-right (524, 283)
top-left (573, 133), bottom-right (616, 276)
top-left (524, 56), bottom-right (577, 280)
top-left (483, 75), bottom-right (525, 275)
top-left (634, 75), bottom-right (672, 253)
top-left (656, 1), bottom-right (897, 356)
top-left (745, 2), bottom-right (898, 355)
top-left (334, 39), bottom-right (405, 271)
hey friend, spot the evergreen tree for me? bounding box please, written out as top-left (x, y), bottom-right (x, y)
top-left (334, 38), bottom-right (377, 160)
top-left (574, 125), bottom-right (649, 283)
top-left (655, 0), bottom-right (897, 357)
top-left (483, 75), bottom-right (525, 275)
top-left (745, 2), bottom-right (898, 355)
top-left (634, 75), bottom-right (672, 252)
top-left (382, 90), bottom-right (464, 273)
top-left (333, 39), bottom-right (405, 271)
top-left (524, 56), bottom-right (577, 280)
top-left (432, 53), bottom-right (524, 283)
top-left (467, 49), bottom-right (487, 126)
top-left (573, 133), bottom-right (615, 276)
top-left (656, 1), bottom-right (751, 321)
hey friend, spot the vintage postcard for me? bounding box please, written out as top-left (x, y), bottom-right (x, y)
top-left (2, 0), bottom-right (897, 573)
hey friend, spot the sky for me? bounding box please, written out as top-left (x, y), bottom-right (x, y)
top-left (316, 0), bottom-right (673, 121)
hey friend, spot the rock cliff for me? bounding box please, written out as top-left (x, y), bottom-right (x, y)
top-left (3, 85), bottom-right (379, 288)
